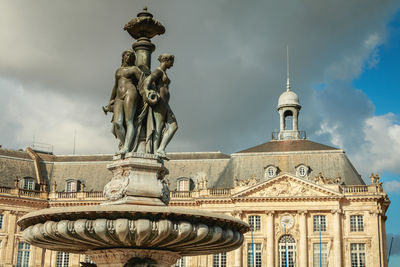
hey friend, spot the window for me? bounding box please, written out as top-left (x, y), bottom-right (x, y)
top-left (296, 165), bottom-right (309, 178)
top-left (174, 257), bottom-right (186, 267)
top-left (264, 166), bottom-right (278, 178)
top-left (313, 243), bottom-right (328, 267)
top-left (178, 179), bottom-right (189, 191)
top-left (350, 215), bottom-right (364, 232)
top-left (0, 214), bottom-right (3, 229)
top-left (278, 235), bottom-right (296, 267)
top-left (66, 180), bottom-right (77, 192)
top-left (350, 243), bottom-right (366, 267)
top-left (16, 242), bottom-right (30, 267)
top-left (313, 215), bottom-right (327, 232)
top-left (213, 252), bottom-right (227, 267)
top-left (247, 243), bottom-right (262, 267)
top-left (84, 255), bottom-right (94, 264)
top-left (23, 178), bottom-right (34, 190)
top-left (249, 215), bottom-right (261, 231)
top-left (56, 252), bottom-right (69, 267)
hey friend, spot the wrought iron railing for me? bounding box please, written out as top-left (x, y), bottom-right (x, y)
top-left (271, 131), bottom-right (306, 140)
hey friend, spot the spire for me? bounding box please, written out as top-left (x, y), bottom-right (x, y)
top-left (286, 45), bottom-right (291, 91)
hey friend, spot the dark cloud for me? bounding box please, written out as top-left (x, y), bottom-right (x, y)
top-left (1, 0), bottom-right (400, 179)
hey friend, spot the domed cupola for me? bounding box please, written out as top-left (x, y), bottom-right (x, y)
top-left (277, 89), bottom-right (300, 109)
top-left (277, 47), bottom-right (302, 140)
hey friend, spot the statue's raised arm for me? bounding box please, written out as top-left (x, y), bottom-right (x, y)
top-left (143, 54), bottom-right (178, 157)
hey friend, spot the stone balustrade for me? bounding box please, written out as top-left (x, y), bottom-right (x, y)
top-left (0, 184), bottom-right (385, 203)
top-left (342, 185), bottom-right (379, 194)
top-left (0, 186), bottom-right (47, 199)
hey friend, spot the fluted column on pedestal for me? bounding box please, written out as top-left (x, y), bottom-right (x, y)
top-left (332, 209), bottom-right (342, 267)
top-left (298, 210), bottom-right (308, 267)
top-left (266, 211), bottom-right (275, 267)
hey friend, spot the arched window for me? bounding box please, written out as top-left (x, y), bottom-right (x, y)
top-left (264, 165), bottom-right (279, 179)
top-left (279, 235), bottom-right (296, 267)
top-left (284, 110), bottom-right (293, 130)
top-left (23, 177), bottom-right (35, 190)
top-left (295, 164), bottom-right (309, 178)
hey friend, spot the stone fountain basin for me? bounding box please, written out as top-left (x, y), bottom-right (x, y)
top-left (18, 205), bottom-right (249, 256)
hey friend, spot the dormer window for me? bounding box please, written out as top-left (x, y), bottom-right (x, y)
top-left (296, 164), bottom-right (309, 178)
top-left (23, 177), bottom-right (35, 190)
top-left (66, 179), bottom-right (80, 192)
top-left (177, 177), bottom-right (192, 191)
top-left (264, 165), bottom-right (278, 179)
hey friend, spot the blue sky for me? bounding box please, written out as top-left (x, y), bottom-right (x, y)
top-left (354, 11), bottom-right (400, 117)
top-left (353, 10), bottom-right (400, 265)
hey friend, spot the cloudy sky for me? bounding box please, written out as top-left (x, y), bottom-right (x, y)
top-left (1, 0), bottom-right (400, 263)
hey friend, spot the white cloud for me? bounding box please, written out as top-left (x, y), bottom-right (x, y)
top-left (352, 114), bottom-right (400, 176)
top-left (0, 78), bottom-right (115, 154)
top-left (384, 180), bottom-right (400, 193)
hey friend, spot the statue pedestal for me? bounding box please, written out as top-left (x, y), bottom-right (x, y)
top-left (103, 153), bottom-right (169, 206)
top-left (86, 248), bottom-right (180, 267)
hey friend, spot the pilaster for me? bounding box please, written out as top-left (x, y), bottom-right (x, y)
top-left (265, 210), bottom-right (275, 267)
top-left (232, 210), bottom-right (243, 267)
top-left (4, 210), bottom-right (16, 265)
top-left (298, 210), bottom-right (308, 267)
top-left (331, 209), bottom-right (342, 267)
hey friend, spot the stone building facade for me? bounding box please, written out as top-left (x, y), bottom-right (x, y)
top-left (0, 86), bottom-right (390, 267)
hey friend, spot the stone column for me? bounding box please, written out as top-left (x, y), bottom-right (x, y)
top-left (298, 210), bottom-right (308, 267)
top-left (293, 109), bottom-right (298, 131)
top-left (266, 211), bottom-right (275, 267)
top-left (332, 209), bottom-right (342, 267)
top-left (279, 110), bottom-right (285, 132)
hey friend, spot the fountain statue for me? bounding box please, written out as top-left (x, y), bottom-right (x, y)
top-left (17, 7), bottom-right (248, 267)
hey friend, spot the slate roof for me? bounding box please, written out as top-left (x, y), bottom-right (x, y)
top-left (0, 137), bottom-right (365, 193)
top-left (0, 149), bottom-right (36, 188)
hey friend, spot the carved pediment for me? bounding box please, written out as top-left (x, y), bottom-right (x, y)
top-left (233, 174), bottom-right (342, 198)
